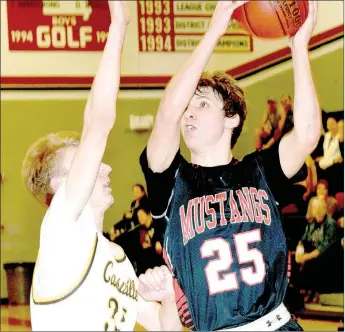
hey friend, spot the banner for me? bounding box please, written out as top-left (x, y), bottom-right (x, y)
top-left (7, 0), bottom-right (252, 53)
top-left (137, 0), bottom-right (252, 53)
top-left (7, 0), bottom-right (110, 51)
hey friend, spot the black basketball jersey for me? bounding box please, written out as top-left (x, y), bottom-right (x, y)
top-left (140, 143), bottom-right (301, 331)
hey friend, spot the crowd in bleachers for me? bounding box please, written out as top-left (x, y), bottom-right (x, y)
top-left (106, 184), bottom-right (165, 276)
top-left (105, 96), bottom-right (343, 313)
top-left (256, 95), bottom-right (344, 309)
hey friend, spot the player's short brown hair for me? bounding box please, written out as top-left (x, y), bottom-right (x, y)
top-left (196, 72), bottom-right (247, 148)
top-left (21, 131), bottom-right (80, 206)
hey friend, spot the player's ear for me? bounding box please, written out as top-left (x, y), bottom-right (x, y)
top-left (224, 114), bottom-right (240, 130)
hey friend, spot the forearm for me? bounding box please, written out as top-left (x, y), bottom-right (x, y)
top-left (137, 296), bottom-right (181, 331)
top-left (158, 30), bottom-right (219, 122)
top-left (88, 23), bottom-right (126, 130)
top-left (291, 46), bottom-right (321, 149)
top-left (159, 297), bottom-right (182, 331)
top-left (304, 249), bottom-right (320, 261)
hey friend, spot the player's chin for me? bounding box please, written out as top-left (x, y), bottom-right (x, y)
top-left (104, 193), bottom-right (115, 209)
top-left (108, 194), bottom-right (115, 207)
top-left (182, 134), bottom-right (198, 149)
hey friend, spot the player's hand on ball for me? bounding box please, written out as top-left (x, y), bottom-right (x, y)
top-left (108, 0), bottom-right (131, 27)
top-left (138, 266), bottom-right (175, 302)
top-left (209, 0), bottom-right (249, 38)
top-left (290, 0), bottom-right (318, 48)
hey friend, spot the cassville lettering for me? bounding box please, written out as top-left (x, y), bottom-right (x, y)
top-left (104, 261), bottom-right (138, 301)
top-left (179, 187), bottom-right (272, 245)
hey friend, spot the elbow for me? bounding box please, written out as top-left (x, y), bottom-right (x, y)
top-left (295, 127), bottom-right (321, 154)
top-left (90, 113), bottom-right (115, 133)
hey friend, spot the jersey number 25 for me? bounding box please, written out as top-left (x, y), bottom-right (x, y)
top-left (200, 229), bottom-right (265, 295)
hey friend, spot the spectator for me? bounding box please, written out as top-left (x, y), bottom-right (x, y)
top-left (255, 99), bottom-right (283, 150)
top-left (306, 179), bottom-right (338, 221)
top-left (317, 117), bottom-right (342, 168)
top-left (295, 198), bottom-right (337, 302)
top-left (136, 208), bottom-right (166, 275)
top-left (113, 184), bottom-right (149, 238)
top-left (123, 184), bottom-right (149, 227)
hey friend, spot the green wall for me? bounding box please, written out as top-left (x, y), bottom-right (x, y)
top-left (1, 41), bottom-right (343, 298)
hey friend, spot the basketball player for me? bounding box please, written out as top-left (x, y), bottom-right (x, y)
top-left (23, 1), bottom-right (179, 331)
top-left (139, 0), bottom-right (320, 330)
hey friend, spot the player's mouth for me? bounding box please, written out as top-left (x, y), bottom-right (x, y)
top-left (185, 124), bottom-right (197, 132)
top-left (103, 180), bottom-right (110, 188)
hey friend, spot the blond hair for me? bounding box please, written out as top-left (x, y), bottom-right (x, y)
top-left (22, 131), bottom-right (80, 206)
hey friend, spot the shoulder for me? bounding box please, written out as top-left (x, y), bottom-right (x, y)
top-left (240, 148), bottom-right (271, 170)
top-left (43, 182), bottom-right (74, 223)
top-left (140, 147), bottom-right (185, 174)
top-left (108, 241), bottom-right (128, 263)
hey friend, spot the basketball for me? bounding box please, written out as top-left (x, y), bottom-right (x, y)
top-left (233, 1), bottom-right (309, 39)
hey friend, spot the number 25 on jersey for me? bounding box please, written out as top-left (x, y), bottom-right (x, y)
top-left (200, 229), bottom-right (266, 295)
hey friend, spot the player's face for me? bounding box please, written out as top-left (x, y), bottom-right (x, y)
top-left (181, 87), bottom-right (226, 151)
top-left (316, 183), bottom-right (327, 199)
top-left (327, 117), bottom-right (337, 134)
top-left (133, 185), bottom-right (144, 200)
top-left (281, 95), bottom-right (291, 109)
top-left (60, 146), bottom-right (114, 211)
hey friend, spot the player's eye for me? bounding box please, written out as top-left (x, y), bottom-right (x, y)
top-left (199, 101), bottom-right (209, 108)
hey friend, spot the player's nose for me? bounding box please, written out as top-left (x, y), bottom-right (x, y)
top-left (184, 108), bottom-right (196, 120)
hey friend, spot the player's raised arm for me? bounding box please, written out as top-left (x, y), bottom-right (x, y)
top-left (147, 0), bottom-right (248, 173)
top-left (63, 1), bottom-right (129, 219)
top-left (279, 1), bottom-right (321, 178)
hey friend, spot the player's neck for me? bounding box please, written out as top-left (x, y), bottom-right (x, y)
top-left (190, 146), bottom-right (233, 167)
top-left (92, 209), bottom-right (104, 233)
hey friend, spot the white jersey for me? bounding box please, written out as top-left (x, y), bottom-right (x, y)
top-left (30, 183), bottom-right (138, 331)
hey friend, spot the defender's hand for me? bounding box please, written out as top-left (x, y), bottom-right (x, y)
top-left (138, 266), bottom-right (175, 303)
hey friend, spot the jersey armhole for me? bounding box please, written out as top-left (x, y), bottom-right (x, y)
top-left (31, 233), bottom-right (98, 305)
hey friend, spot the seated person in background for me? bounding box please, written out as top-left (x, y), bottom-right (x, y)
top-left (123, 184), bottom-right (149, 228)
top-left (296, 198), bottom-right (337, 302)
top-left (280, 94), bottom-right (295, 137)
top-left (316, 117), bottom-right (342, 168)
top-left (255, 99), bottom-right (284, 150)
top-left (110, 184), bottom-right (149, 241)
top-left (136, 208), bottom-right (166, 276)
top-left (306, 179), bottom-right (338, 221)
